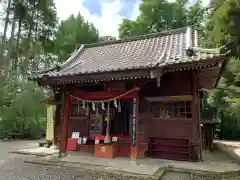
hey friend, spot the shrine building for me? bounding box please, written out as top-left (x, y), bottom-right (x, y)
top-left (32, 27), bottom-right (230, 161)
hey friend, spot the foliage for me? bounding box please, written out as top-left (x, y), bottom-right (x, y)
top-left (203, 58), bottom-right (240, 139)
top-left (203, 0), bottom-right (240, 139)
top-left (0, 78), bottom-right (48, 138)
top-left (0, 0), bottom-right (99, 139)
top-left (203, 0), bottom-right (240, 53)
top-left (119, 0), bottom-right (205, 38)
top-left (200, 91), bottom-right (217, 121)
top-left (54, 13), bottom-right (99, 62)
top-left (186, 0), bottom-right (240, 140)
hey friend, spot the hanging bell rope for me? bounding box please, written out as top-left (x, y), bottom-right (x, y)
top-left (107, 102), bottom-right (110, 117)
top-left (118, 99), bottom-right (121, 113)
top-left (67, 87), bottom-right (139, 103)
top-left (86, 103), bottom-right (89, 115)
top-left (96, 103), bottom-right (99, 115)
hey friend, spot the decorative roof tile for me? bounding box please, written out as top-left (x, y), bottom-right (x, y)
top-left (32, 26), bottom-right (224, 79)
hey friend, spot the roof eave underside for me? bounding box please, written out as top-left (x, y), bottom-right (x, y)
top-left (32, 55), bottom-right (229, 87)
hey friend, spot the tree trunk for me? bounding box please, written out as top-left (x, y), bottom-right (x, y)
top-left (3, 12), bottom-right (17, 78)
top-left (23, 0), bottom-right (35, 72)
top-left (13, 17), bottom-right (22, 71)
top-left (31, 11), bottom-right (39, 71)
top-left (0, 0), bottom-right (12, 69)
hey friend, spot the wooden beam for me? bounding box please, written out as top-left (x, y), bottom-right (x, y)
top-left (164, 57), bottom-right (226, 72)
top-left (71, 89), bottom-right (138, 100)
top-left (145, 95), bottom-right (193, 102)
top-left (39, 69), bottom-right (150, 85)
top-left (40, 97), bottom-right (61, 105)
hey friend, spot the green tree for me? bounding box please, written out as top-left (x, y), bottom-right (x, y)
top-left (203, 0), bottom-right (240, 53)
top-left (0, 0), bottom-right (57, 139)
top-left (54, 13), bottom-right (99, 62)
top-left (0, 4), bottom-right (100, 139)
top-left (202, 0), bottom-right (240, 139)
top-left (119, 0), bottom-right (205, 38)
top-left (0, 79), bottom-right (48, 138)
top-left (204, 58), bottom-right (240, 139)
top-left (0, 0), bottom-right (11, 69)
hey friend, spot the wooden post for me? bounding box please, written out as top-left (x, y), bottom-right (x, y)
top-left (51, 105), bottom-right (56, 148)
top-left (131, 91), bottom-right (139, 161)
top-left (192, 71), bottom-right (202, 161)
top-left (53, 104), bottom-right (60, 147)
top-left (59, 94), bottom-right (72, 157)
top-left (197, 90), bottom-right (203, 160)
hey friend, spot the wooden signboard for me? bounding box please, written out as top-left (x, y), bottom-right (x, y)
top-left (89, 114), bottom-right (103, 137)
top-left (132, 98), bottom-right (137, 147)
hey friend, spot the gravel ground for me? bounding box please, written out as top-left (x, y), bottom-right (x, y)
top-left (0, 141), bottom-right (146, 180)
top-left (2, 141), bottom-right (240, 180)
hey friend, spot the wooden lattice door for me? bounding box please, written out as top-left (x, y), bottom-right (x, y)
top-left (89, 114), bottom-right (103, 137)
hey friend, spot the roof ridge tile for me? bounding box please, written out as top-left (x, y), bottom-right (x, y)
top-left (84, 26), bottom-right (189, 48)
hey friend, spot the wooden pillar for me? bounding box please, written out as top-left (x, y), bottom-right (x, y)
top-left (197, 78), bottom-right (203, 160)
top-left (53, 104), bottom-right (60, 147)
top-left (59, 94), bottom-right (72, 156)
top-left (192, 71), bottom-right (202, 161)
top-left (131, 91), bottom-right (139, 161)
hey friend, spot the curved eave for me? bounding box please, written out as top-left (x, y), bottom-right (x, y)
top-left (32, 56), bottom-right (228, 87)
top-left (31, 50), bottom-right (226, 80)
top-left (31, 45), bottom-right (85, 78)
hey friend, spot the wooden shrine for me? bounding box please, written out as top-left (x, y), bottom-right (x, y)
top-left (31, 27), bottom-right (230, 161)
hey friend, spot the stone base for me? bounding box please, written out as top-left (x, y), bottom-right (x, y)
top-left (50, 145), bottom-right (58, 150)
top-left (58, 152), bottom-right (67, 158)
top-left (130, 160), bottom-right (137, 165)
top-left (130, 146), bottom-right (137, 161)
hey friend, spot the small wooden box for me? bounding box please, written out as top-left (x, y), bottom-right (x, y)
top-left (95, 143), bottom-right (117, 159)
top-left (67, 138), bottom-right (77, 151)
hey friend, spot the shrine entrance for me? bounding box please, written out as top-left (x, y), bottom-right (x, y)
top-left (88, 99), bottom-right (132, 138)
top-left (104, 100), bottom-right (131, 137)
top-left (60, 88), bottom-right (139, 159)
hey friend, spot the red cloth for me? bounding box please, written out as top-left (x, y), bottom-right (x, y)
top-left (67, 138), bottom-right (77, 151)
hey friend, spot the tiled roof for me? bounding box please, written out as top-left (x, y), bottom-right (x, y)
top-left (32, 27), bottom-right (223, 79)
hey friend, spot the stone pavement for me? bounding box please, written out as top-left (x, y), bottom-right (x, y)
top-left (11, 146), bottom-right (59, 156)
top-left (56, 152), bottom-right (159, 175)
top-left (51, 151), bottom-right (240, 174)
top-left (0, 140), bottom-right (38, 164)
top-left (0, 141), bottom-right (149, 180)
top-left (4, 141), bottom-right (240, 179)
top-left (25, 151), bottom-right (240, 179)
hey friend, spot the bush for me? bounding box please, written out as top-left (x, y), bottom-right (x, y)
top-left (0, 78), bottom-right (49, 139)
